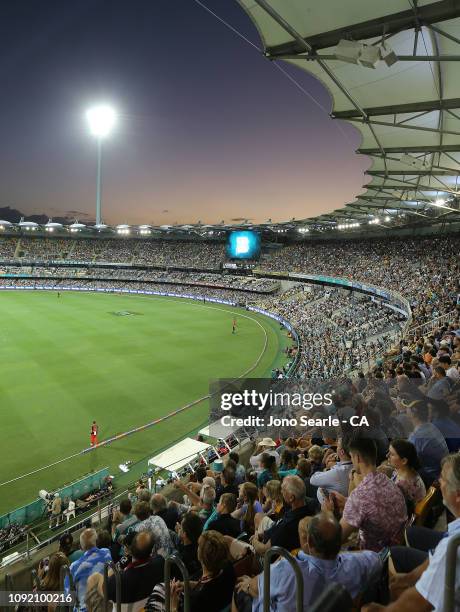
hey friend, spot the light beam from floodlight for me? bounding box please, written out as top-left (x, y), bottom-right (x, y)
top-left (86, 105), bottom-right (117, 226)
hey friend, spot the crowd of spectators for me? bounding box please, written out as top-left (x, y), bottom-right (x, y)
top-left (262, 235), bottom-right (459, 328)
top-left (257, 286), bottom-right (407, 378)
top-left (0, 236), bottom-right (226, 269)
top-left (31, 330), bottom-right (460, 611)
top-left (0, 266), bottom-right (277, 293)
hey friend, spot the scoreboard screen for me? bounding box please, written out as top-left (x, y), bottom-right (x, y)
top-left (226, 231), bottom-right (261, 260)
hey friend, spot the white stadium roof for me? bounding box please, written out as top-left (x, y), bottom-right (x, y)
top-left (237, 0), bottom-right (460, 229)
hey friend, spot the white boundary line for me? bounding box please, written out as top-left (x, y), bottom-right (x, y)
top-left (0, 290), bottom-right (273, 488)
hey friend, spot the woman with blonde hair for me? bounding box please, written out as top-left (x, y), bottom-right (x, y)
top-left (262, 480), bottom-right (284, 519)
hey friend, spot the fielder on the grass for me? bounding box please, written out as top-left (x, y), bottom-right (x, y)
top-left (90, 421), bottom-right (99, 446)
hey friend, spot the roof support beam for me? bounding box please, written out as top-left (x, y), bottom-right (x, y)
top-left (357, 195), bottom-right (432, 203)
top-left (345, 116), bottom-right (460, 137)
top-left (366, 170), bottom-right (457, 176)
top-left (276, 53), bottom-right (460, 62)
top-left (365, 184), bottom-right (452, 192)
top-left (332, 97), bottom-right (460, 119)
top-left (358, 145), bottom-right (460, 154)
top-left (265, 0), bottom-right (460, 56)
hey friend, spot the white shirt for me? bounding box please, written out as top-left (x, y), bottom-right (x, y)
top-left (416, 517), bottom-right (460, 610)
top-left (67, 500), bottom-right (76, 512)
top-left (310, 461), bottom-right (353, 503)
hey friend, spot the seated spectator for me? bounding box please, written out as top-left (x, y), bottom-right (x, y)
top-left (251, 475), bottom-right (318, 556)
top-left (146, 530), bottom-right (236, 612)
top-left (426, 365), bottom-right (453, 400)
top-left (96, 529), bottom-right (112, 551)
top-left (128, 501), bottom-right (173, 558)
top-left (229, 451), bottom-right (246, 485)
top-left (439, 354), bottom-right (460, 382)
top-left (310, 436), bottom-right (353, 503)
top-left (175, 512), bottom-right (203, 578)
top-left (173, 479), bottom-right (216, 523)
top-left (308, 445), bottom-right (324, 473)
top-left (68, 528), bottom-right (112, 612)
top-left (256, 453), bottom-right (279, 490)
top-left (260, 480), bottom-right (284, 521)
top-left (235, 512), bottom-right (381, 611)
top-left (407, 399), bottom-right (449, 484)
top-left (35, 552), bottom-right (69, 610)
top-left (205, 493), bottom-right (242, 537)
top-left (279, 449), bottom-right (298, 472)
top-left (249, 438), bottom-right (280, 473)
top-left (387, 439), bottom-right (426, 504)
top-left (326, 437), bottom-right (407, 552)
top-left (232, 482), bottom-right (262, 536)
top-left (107, 531), bottom-right (164, 605)
top-left (59, 533), bottom-right (83, 563)
top-left (364, 453), bottom-right (460, 611)
top-left (113, 498), bottom-right (136, 542)
top-left (215, 467), bottom-right (239, 502)
top-left (429, 399), bottom-right (460, 452)
top-left (151, 493), bottom-right (179, 530)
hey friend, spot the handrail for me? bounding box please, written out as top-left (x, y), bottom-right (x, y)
top-left (0, 488), bottom-right (129, 570)
top-left (444, 532), bottom-right (460, 612)
top-left (408, 309), bottom-right (458, 338)
top-left (103, 561), bottom-right (121, 612)
top-left (4, 573), bottom-right (14, 590)
top-left (164, 553), bottom-right (191, 612)
top-left (263, 546), bottom-right (303, 612)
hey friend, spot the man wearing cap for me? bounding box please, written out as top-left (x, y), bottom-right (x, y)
top-left (249, 438), bottom-right (280, 472)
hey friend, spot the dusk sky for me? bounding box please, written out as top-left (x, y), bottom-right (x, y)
top-left (0, 0), bottom-right (369, 225)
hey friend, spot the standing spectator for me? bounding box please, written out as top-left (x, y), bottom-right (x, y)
top-left (49, 494), bottom-right (62, 529)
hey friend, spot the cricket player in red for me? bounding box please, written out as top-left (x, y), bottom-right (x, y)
top-left (90, 421), bottom-right (99, 446)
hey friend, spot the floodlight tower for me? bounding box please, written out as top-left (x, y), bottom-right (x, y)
top-left (86, 105), bottom-right (117, 226)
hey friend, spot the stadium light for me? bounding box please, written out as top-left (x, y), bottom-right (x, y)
top-left (86, 104), bottom-right (117, 226)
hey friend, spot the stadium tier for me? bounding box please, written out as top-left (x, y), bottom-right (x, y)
top-left (3, 0), bottom-right (460, 608)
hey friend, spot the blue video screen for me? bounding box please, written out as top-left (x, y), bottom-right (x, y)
top-left (226, 231), bottom-right (261, 260)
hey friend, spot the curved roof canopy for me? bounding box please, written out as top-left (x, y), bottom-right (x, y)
top-left (238, 0), bottom-right (460, 231)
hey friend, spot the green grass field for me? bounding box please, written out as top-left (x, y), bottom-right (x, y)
top-left (0, 290), bottom-right (289, 515)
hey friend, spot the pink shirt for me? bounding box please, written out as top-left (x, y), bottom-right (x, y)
top-left (343, 471), bottom-right (407, 551)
